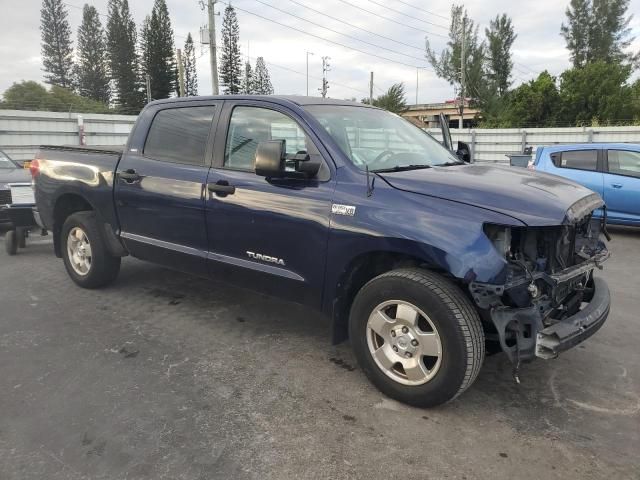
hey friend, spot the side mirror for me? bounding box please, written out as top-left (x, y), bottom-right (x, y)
top-left (456, 141), bottom-right (471, 163)
top-left (255, 140), bottom-right (285, 178)
top-left (255, 140), bottom-right (321, 179)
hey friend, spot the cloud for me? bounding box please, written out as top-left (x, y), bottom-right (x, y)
top-left (1, 0), bottom-right (638, 104)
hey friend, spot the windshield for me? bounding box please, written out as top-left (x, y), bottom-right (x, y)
top-left (304, 105), bottom-right (460, 171)
top-left (0, 151), bottom-right (16, 169)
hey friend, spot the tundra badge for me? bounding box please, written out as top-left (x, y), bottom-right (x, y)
top-left (247, 251), bottom-right (286, 266)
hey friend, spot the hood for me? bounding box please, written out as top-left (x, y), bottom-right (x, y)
top-left (378, 163), bottom-right (603, 226)
top-left (0, 168), bottom-right (30, 185)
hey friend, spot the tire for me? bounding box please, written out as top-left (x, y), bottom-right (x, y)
top-left (5, 230), bottom-right (18, 255)
top-left (61, 212), bottom-right (121, 289)
top-left (349, 268), bottom-right (484, 407)
top-left (16, 227), bottom-right (27, 248)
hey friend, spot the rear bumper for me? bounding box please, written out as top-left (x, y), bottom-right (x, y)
top-left (535, 276), bottom-right (610, 359)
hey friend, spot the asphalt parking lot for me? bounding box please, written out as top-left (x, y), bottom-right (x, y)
top-left (0, 227), bottom-right (638, 480)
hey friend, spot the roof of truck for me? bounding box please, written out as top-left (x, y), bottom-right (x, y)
top-left (147, 95), bottom-right (375, 108)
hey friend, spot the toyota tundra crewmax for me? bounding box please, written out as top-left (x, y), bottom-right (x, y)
top-left (32, 96), bottom-right (611, 407)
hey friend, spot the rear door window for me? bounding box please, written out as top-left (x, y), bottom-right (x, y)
top-left (607, 150), bottom-right (640, 179)
top-left (144, 106), bottom-right (216, 166)
top-left (558, 150), bottom-right (598, 171)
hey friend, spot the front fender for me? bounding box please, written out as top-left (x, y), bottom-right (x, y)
top-left (322, 179), bottom-right (524, 316)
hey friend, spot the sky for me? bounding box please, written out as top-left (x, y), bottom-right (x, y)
top-left (1, 0), bottom-right (639, 104)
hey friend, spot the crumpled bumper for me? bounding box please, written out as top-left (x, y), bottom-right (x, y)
top-left (489, 276), bottom-right (610, 363)
top-left (535, 276), bottom-right (610, 359)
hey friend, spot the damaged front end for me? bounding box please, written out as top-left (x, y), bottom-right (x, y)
top-left (469, 198), bottom-right (610, 368)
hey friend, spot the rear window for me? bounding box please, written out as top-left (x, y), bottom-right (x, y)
top-left (144, 106), bottom-right (216, 166)
top-left (557, 150), bottom-right (598, 171)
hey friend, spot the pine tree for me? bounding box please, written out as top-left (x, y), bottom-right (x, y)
top-left (107, 0), bottom-right (144, 111)
top-left (561, 0), bottom-right (637, 67)
top-left (140, 0), bottom-right (177, 100)
top-left (561, 0), bottom-right (594, 67)
top-left (253, 57), bottom-right (273, 95)
top-left (242, 61), bottom-right (254, 94)
top-left (425, 5), bottom-right (485, 99)
top-left (40, 0), bottom-right (74, 88)
top-left (76, 5), bottom-right (110, 104)
top-left (183, 33), bottom-right (198, 96)
top-left (220, 5), bottom-right (242, 94)
top-left (485, 14), bottom-right (516, 96)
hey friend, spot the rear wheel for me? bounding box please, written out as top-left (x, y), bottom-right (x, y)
top-left (16, 227), bottom-right (27, 248)
top-left (5, 230), bottom-right (17, 255)
top-left (349, 268), bottom-right (485, 407)
top-left (61, 212), bottom-right (120, 289)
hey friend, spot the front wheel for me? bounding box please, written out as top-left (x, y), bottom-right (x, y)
top-left (349, 268), bottom-right (485, 407)
top-left (61, 212), bottom-right (121, 289)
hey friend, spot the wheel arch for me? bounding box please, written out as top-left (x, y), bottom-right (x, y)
top-left (328, 249), bottom-right (451, 344)
top-left (52, 193), bottom-right (95, 257)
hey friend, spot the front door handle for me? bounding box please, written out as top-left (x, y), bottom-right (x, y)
top-left (207, 181), bottom-right (236, 196)
top-left (611, 183), bottom-right (623, 189)
top-left (119, 169), bottom-right (142, 183)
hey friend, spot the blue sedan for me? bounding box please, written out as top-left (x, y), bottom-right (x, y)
top-left (531, 143), bottom-right (640, 226)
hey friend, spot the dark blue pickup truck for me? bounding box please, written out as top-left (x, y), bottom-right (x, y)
top-left (32, 96), bottom-right (611, 407)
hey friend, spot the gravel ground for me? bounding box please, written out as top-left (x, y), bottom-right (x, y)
top-left (0, 226), bottom-right (638, 480)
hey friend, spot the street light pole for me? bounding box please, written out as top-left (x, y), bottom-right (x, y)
top-left (207, 0), bottom-right (219, 95)
top-left (306, 51), bottom-right (314, 96)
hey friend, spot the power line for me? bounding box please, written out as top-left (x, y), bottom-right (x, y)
top-left (334, 0), bottom-right (449, 39)
top-left (392, 0), bottom-right (451, 22)
top-left (366, 0), bottom-right (449, 30)
top-left (286, 0), bottom-right (425, 53)
top-left (251, 0), bottom-right (429, 64)
top-left (224, 2), bottom-right (429, 69)
top-left (242, 53), bottom-right (370, 96)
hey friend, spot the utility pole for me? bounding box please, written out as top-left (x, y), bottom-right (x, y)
top-left (177, 48), bottom-right (185, 97)
top-left (459, 16), bottom-right (466, 129)
top-left (145, 74), bottom-right (151, 103)
top-left (416, 67), bottom-right (419, 104)
top-left (207, 0), bottom-right (219, 95)
top-left (319, 56), bottom-right (330, 98)
top-left (369, 71), bottom-right (373, 105)
top-left (306, 51), bottom-right (314, 96)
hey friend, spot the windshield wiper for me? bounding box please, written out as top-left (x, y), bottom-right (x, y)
top-left (372, 164), bottom-right (432, 173)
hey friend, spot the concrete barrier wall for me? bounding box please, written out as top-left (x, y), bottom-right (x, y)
top-left (0, 110), bottom-right (136, 161)
top-left (425, 126), bottom-right (640, 164)
top-left (1, 109), bottom-right (639, 163)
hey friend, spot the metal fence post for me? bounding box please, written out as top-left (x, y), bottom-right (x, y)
top-left (587, 129), bottom-right (594, 143)
top-left (521, 130), bottom-right (527, 153)
top-left (471, 130), bottom-right (476, 163)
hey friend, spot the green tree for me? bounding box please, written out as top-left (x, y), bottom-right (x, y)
top-left (426, 5), bottom-right (485, 102)
top-left (1, 81), bottom-right (109, 113)
top-left (481, 71), bottom-right (561, 127)
top-left (561, 0), bottom-right (592, 68)
top-left (220, 5), bottom-right (242, 94)
top-left (76, 5), bottom-right (110, 104)
top-left (140, 0), bottom-right (177, 100)
top-left (242, 61), bottom-right (254, 94)
top-left (107, 0), bottom-right (143, 111)
top-left (559, 61), bottom-right (634, 124)
top-left (485, 14), bottom-right (516, 96)
top-left (364, 83), bottom-right (407, 114)
top-left (561, 0), bottom-right (637, 67)
top-left (183, 33), bottom-right (198, 96)
top-left (40, 0), bottom-right (74, 88)
top-left (253, 57), bottom-right (273, 95)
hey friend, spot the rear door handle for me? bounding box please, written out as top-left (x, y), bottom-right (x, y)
top-left (119, 169), bottom-right (142, 183)
top-left (611, 183), bottom-right (623, 189)
top-left (207, 181), bottom-right (236, 196)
